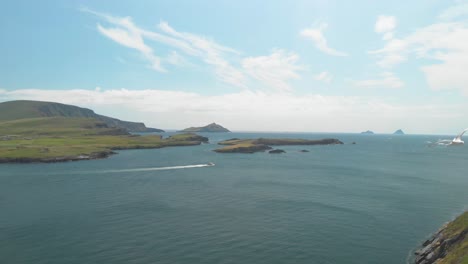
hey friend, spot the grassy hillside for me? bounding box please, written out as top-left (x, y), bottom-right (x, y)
top-left (0, 100), bottom-right (163, 132)
top-left (415, 211), bottom-right (468, 264)
top-left (0, 100), bottom-right (95, 121)
top-left (438, 211), bottom-right (468, 264)
top-left (0, 117), bottom-right (206, 162)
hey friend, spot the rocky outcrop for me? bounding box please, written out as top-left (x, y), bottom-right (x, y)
top-left (0, 151), bottom-right (116, 163)
top-left (393, 129), bottom-right (405, 135)
top-left (167, 134), bottom-right (209, 143)
top-left (213, 144), bottom-right (272, 153)
top-left (214, 137), bottom-right (343, 153)
top-left (269, 149), bottom-right (285, 154)
top-left (361, 130), bottom-right (374, 134)
top-left (254, 138), bottom-right (343, 146)
top-left (414, 211), bottom-right (468, 264)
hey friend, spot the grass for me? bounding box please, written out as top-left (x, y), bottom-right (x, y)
top-left (0, 117), bottom-right (204, 161)
top-left (438, 211), bottom-right (468, 264)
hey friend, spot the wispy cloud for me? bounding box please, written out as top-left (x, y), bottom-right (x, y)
top-left (157, 21), bottom-right (247, 88)
top-left (242, 50), bottom-right (304, 91)
top-left (314, 71), bottom-right (333, 84)
top-left (439, 3), bottom-right (468, 20)
top-left (300, 23), bottom-right (348, 57)
top-left (96, 23), bottom-right (165, 72)
top-left (82, 8), bottom-right (305, 91)
top-left (375, 15), bottom-right (397, 41)
top-left (353, 72), bottom-right (404, 89)
top-left (370, 22), bottom-right (468, 94)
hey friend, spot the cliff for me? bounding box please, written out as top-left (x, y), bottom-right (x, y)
top-left (0, 100), bottom-right (164, 132)
top-left (414, 211), bottom-right (468, 264)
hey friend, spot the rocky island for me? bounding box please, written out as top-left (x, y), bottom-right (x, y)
top-left (214, 138), bottom-right (343, 153)
top-left (394, 129), bottom-right (405, 135)
top-left (179, 123), bottom-right (230, 132)
top-left (0, 100), bottom-right (208, 163)
top-left (361, 130), bottom-right (375, 134)
top-left (413, 211), bottom-right (467, 264)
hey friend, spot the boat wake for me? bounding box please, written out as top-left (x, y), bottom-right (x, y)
top-left (426, 128), bottom-right (467, 147)
top-left (81, 163), bottom-right (215, 174)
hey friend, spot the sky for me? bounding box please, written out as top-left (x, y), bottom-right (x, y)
top-left (1, 0), bottom-right (468, 134)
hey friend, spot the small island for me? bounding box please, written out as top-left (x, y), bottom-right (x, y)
top-left (361, 130), bottom-right (375, 134)
top-left (179, 123), bottom-right (230, 133)
top-left (214, 138), bottom-right (343, 153)
top-left (393, 129), bottom-right (405, 135)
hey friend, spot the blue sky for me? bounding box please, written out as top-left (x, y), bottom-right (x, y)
top-left (1, 0), bottom-right (468, 133)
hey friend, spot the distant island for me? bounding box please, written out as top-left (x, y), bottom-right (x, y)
top-left (214, 138), bottom-right (343, 153)
top-left (361, 130), bottom-right (374, 134)
top-left (393, 129), bottom-right (405, 135)
top-left (180, 123), bottom-right (230, 132)
top-left (0, 100), bottom-right (209, 163)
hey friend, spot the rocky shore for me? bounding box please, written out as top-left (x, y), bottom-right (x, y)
top-left (213, 144), bottom-right (272, 153)
top-left (413, 211), bottom-right (467, 264)
top-left (0, 150), bottom-right (116, 163)
top-left (214, 137), bottom-right (343, 153)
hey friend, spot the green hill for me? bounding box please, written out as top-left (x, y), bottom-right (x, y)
top-left (180, 123), bottom-right (230, 132)
top-left (0, 116), bottom-right (207, 163)
top-left (0, 100), bottom-right (163, 132)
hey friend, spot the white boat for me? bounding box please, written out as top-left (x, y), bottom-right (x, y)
top-left (207, 162), bottom-right (215, 166)
top-left (450, 128), bottom-right (468, 146)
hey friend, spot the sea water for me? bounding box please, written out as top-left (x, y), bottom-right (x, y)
top-left (1, 132), bottom-right (467, 264)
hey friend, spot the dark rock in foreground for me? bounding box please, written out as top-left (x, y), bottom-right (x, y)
top-left (269, 149), bottom-right (285, 154)
top-left (413, 211), bottom-right (467, 264)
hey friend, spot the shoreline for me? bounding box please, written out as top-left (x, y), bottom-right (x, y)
top-left (412, 211), bottom-right (468, 264)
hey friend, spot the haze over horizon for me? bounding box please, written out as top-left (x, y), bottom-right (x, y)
top-left (1, 0), bottom-right (468, 134)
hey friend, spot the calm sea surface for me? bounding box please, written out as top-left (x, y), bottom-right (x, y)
top-left (1, 132), bottom-right (467, 264)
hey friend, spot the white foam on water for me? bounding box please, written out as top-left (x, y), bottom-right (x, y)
top-left (79, 163), bottom-right (214, 174)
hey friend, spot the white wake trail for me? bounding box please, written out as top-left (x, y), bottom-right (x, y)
top-left (80, 163), bottom-right (214, 174)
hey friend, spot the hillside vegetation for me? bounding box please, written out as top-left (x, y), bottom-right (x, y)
top-left (0, 101), bottom-right (207, 162)
top-left (415, 211), bottom-right (468, 264)
top-left (0, 100), bottom-right (163, 132)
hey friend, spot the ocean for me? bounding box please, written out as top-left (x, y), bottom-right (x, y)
top-left (1, 132), bottom-right (467, 264)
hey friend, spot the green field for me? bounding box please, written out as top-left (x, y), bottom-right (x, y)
top-left (439, 211), bottom-right (468, 264)
top-left (0, 117), bottom-right (206, 162)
